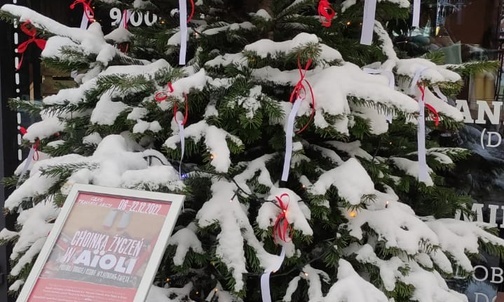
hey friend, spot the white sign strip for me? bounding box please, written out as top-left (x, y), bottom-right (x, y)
top-left (281, 98), bottom-right (303, 182)
top-left (260, 246), bottom-right (286, 302)
top-left (178, 0), bottom-right (188, 65)
top-left (360, 0), bottom-right (377, 45)
top-left (412, 0), bottom-right (421, 27)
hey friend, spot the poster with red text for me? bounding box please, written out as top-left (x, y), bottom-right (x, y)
top-left (27, 192), bottom-right (172, 302)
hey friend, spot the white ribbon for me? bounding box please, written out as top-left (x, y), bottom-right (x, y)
top-left (178, 0), bottom-right (188, 65)
top-left (433, 85), bottom-right (448, 103)
top-left (360, 0), bottom-right (377, 45)
top-left (417, 89), bottom-right (428, 182)
top-left (79, 5), bottom-right (94, 30)
top-left (178, 119), bottom-right (185, 177)
top-left (410, 67), bottom-right (428, 95)
top-left (411, 67), bottom-right (429, 182)
top-left (261, 246), bottom-right (286, 302)
top-left (412, 0), bottom-right (421, 28)
top-left (363, 68), bottom-right (395, 122)
top-left (79, 11), bottom-right (89, 29)
top-left (17, 147), bottom-right (35, 186)
top-left (281, 98), bottom-right (303, 182)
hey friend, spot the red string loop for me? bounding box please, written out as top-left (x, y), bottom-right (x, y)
top-left (155, 83), bottom-right (189, 126)
top-left (418, 85), bottom-right (440, 127)
top-left (318, 0), bottom-right (336, 27)
top-left (425, 104), bottom-right (440, 127)
top-left (289, 57), bottom-right (315, 134)
top-left (273, 193), bottom-right (292, 243)
top-left (33, 139), bottom-right (40, 161)
top-left (173, 94), bottom-right (189, 126)
top-left (154, 83), bottom-right (174, 102)
top-left (70, 0), bottom-right (95, 22)
top-left (16, 21), bottom-right (46, 70)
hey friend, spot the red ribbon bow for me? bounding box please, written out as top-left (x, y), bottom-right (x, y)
top-left (16, 21), bottom-right (46, 70)
top-left (290, 57), bottom-right (316, 134)
top-left (418, 85), bottom-right (440, 127)
top-left (318, 0), bottom-right (336, 27)
top-left (70, 0), bottom-right (95, 22)
top-left (273, 194), bottom-right (291, 243)
top-left (155, 83), bottom-right (189, 125)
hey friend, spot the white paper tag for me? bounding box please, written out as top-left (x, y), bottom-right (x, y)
top-left (410, 67), bottom-right (428, 95)
top-left (417, 88), bottom-right (429, 182)
top-left (411, 67), bottom-right (430, 182)
top-left (260, 246), bottom-right (286, 302)
top-left (412, 0), bottom-right (421, 28)
top-left (178, 0), bottom-right (188, 65)
top-left (178, 119), bottom-right (185, 177)
top-left (433, 85), bottom-right (448, 103)
top-left (79, 11), bottom-right (89, 29)
top-left (281, 98), bottom-right (303, 182)
top-left (18, 147), bottom-right (35, 185)
top-left (360, 0), bottom-right (377, 45)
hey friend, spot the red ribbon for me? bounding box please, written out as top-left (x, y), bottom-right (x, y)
top-left (19, 126), bottom-right (27, 136)
top-left (318, 0), bottom-right (336, 27)
top-left (33, 139), bottom-right (40, 161)
top-left (16, 21), bottom-right (46, 70)
top-left (155, 83), bottom-right (189, 125)
top-left (123, 9), bottom-right (129, 29)
top-left (20, 127), bottom-right (40, 160)
top-left (418, 85), bottom-right (440, 127)
top-left (187, 0), bottom-right (195, 22)
top-left (273, 194), bottom-right (291, 243)
top-left (290, 57), bottom-right (315, 134)
top-left (70, 0), bottom-right (95, 22)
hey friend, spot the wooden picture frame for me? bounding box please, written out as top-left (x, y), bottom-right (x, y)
top-left (17, 184), bottom-right (184, 302)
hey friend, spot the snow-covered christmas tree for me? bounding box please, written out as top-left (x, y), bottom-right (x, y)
top-left (1, 0), bottom-right (504, 301)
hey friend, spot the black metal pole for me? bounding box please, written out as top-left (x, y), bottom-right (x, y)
top-left (0, 0), bottom-right (19, 301)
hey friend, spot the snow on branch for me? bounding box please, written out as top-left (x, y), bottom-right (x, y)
top-left (9, 200), bottom-right (59, 276)
top-left (257, 187), bottom-right (313, 238)
top-left (197, 180), bottom-right (280, 292)
top-left (323, 259), bottom-right (389, 302)
top-left (346, 201), bottom-right (440, 255)
top-left (167, 223), bottom-right (204, 266)
top-left (310, 158), bottom-right (375, 205)
top-left (390, 157), bottom-right (434, 186)
top-left (165, 120), bottom-right (243, 173)
top-left (244, 32), bottom-right (342, 62)
top-left (427, 218), bottom-right (504, 272)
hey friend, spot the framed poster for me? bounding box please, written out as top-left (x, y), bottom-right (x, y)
top-left (16, 184), bottom-right (184, 302)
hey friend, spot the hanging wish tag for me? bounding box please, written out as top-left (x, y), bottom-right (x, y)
top-left (79, 11), bottom-right (89, 29)
top-left (261, 246), bottom-right (286, 302)
top-left (433, 85), bottom-right (448, 103)
top-left (360, 0), bottom-right (377, 45)
top-left (417, 85), bottom-right (429, 182)
top-left (178, 118), bottom-right (185, 177)
top-left (410, 67), bottom-right (429, 183)
top-left (178, 0), bottom-right (188, 65)
top-left (281, 98), bottom-right (303, 182)
top-left (412, 0), bottom-right (421, 28)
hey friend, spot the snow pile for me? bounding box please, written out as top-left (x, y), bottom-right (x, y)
top-left (323, 260), bottom-right (389, 302)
